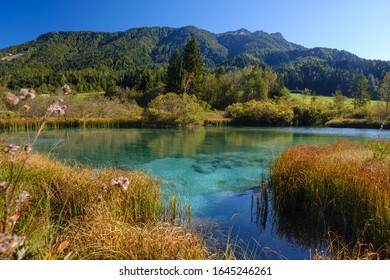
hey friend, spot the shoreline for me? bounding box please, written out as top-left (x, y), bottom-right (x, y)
top-left (0, 116), bottom-right (389, 130)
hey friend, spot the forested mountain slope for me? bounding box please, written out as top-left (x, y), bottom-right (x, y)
top-left (1, 25), bottom-right (389, 96)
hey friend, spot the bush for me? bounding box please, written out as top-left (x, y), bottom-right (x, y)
top-left (225, 100), bottom-right (294, 126)
top-left (291, 102), bottom-right (336, 126)
top-left (143, 93), bottom-right (205, 127)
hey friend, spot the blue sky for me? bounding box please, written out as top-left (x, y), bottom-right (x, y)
top-left (1, 0), bottom-right (389, 60)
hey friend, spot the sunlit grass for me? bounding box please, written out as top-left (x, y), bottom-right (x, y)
top-left (291, 93), bottom-right (384, 107)
top-left (0, 152), bottom-right (211, 259)
top-left (0, 117), bottom-right (142, 130)
top-left (270, 140), bottom-right (390, 259)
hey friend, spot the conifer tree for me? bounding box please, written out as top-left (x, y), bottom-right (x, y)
top-left (182, 36), bottom-right (204, 98)
top-left (166, 49), bottom-right (183, 93)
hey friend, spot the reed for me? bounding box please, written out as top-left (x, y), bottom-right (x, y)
top-left (314, 231), bottom-right (389, 260)
top-left (270, 140), bottom-right (390, 258)
top-left (325, 118), bottom-right (390, 129)
top-left (0, 117), bottom-right (143, 131)
top-left (0, 152), bottom-right (210, 259)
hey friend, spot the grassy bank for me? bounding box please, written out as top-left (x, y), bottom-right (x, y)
top-left (270, 140), bottom-right (390, 259)
top-left (0, 117), bottom-right (143, 130)
top-left (325, 118), bottom-right (390, 129)
top-left (0, 152), bottom-right (212, 260)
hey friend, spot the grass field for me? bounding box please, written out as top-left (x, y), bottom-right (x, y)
top-left (74, 92), bottom-right (104, 99)
top-left (290, 93), bottom-right (384, 107)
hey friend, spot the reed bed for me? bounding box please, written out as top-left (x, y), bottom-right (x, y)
top-left (0, 152), bottom-right (210, 260)
top-left (270, 140), bottom-right (390, 258)
top-left (0, 117), bottom-right (143, 130)
top-left (325, 118), bottom-right (390, 129)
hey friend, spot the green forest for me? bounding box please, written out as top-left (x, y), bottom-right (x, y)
top-left (1, 26), bottom-right (390, 98)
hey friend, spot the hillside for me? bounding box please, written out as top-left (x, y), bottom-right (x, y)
top-left (1, 25), bottom-right (390, 96)
top-left (0, 26), bottom-right (304, 69)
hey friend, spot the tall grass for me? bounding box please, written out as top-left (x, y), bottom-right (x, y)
top-left (0, 117), bottom-right (142, 130)
top-left (0, 152), bottom-right (210, 259)
top-left (314, 231), bottom-right (389, 260)
top-left (270, 140), bottom-right (390, 258)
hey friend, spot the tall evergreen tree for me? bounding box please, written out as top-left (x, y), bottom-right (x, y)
top-left (182, 36), bottom-right (204, 98)
top-left (166, 49), bottom-right (183, 93)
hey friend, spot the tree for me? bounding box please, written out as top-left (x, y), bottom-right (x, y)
top-left (333, 88), bottom-right (347, 115)
top-left (241, 66), bottom-right (267, 101)
top-left (166, 49), bottom-right (183, 93)
top-left (104, 80), bottom-right (118, 100)
top-left (367, 73), bottom-right (379, 99)
top-left (379, 72), bottom-right (390, 115)
top-left (182, 36), bottom-right (204, 98)
top-left (351, 72), bottom-right (370, 108)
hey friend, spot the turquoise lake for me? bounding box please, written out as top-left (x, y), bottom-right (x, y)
top-left (6, 127), bottom-right (390, 259)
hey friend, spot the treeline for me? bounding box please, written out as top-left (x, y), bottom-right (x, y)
top-left (278, 55), bottom-right (389, 99)
top-left (1, 66), bottom-right (117, 94)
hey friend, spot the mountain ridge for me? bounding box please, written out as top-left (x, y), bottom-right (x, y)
top-left (0, 25), bottom-right (307, 68)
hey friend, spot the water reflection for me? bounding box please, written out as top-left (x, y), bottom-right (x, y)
top-left (250, 186), bottom-right (328, 249)
top-left (147, 129), bottom-right (206, 157)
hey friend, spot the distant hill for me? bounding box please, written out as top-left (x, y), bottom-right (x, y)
top-left (1, 25), bottom-right (389, 96)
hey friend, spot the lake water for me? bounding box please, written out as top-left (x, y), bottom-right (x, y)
top-left (5, 127), bottom-right (390, 259)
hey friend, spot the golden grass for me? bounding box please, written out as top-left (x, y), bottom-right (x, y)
top-left (270, 140), bottom-right (390, 258)
top-left (314, 232), bottom-right (389, 260)
top-left (0, 117), bottom-right (142, 130)
top-left (69, 207), bottom-right (209, 260)
top-left (0, 152), bottom-right (210, 260)
top-left (325, 118), bottom-right (390, 129)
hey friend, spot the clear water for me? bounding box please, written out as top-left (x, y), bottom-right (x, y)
top-left (5, 127), bottom-right (390, 259)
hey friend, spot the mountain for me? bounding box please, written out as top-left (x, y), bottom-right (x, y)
top-left (0, 25), bottom-right (304, 69)
top-left (1, 25), bottom-right (389, 96)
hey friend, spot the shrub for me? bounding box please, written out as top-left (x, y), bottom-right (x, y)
top-left (143, 93), bottom-right (205, 127)
top-left (225, 100), bottom-right (294, 126)
top-left (291, 101), bottom-right (336, 126)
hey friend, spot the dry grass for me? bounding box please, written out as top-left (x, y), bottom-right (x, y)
top-left (1, 152), bottom-right (211, 260)
top-left (0, 117), bottom-right (142, 130)
top-left (270, 140), bottom-right (390, 259)
top-left (69, 207), bottom-right (209, 260)
top-left (314, 232), bottom-right (389, 260)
